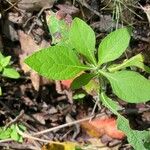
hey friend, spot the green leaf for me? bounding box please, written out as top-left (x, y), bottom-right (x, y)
top-left (3, 68), bottom-right (20, 79)
top-left (0, 127), bottom-right (11, 140)
top-left (101, 92), bottom-right (122, 112)
top-left (47, 12), bottom-right (69, 44)
top-left (133, 61), bottom-right (150, 74)
top-left (10, 124), bottom-right (23, 142)
top-left (0, 56), bottom-right (11, 68)
top-left (69, 18), bottom-right (96, 65)
top-left (117, 116), bottom-right (150, 150)
top-left (98, 28), bottom-right (131, 65)
top-left (10, 127), bottom-right (20, 141)
top-left (101, 93), bottom-right (150, 150)
top-left (0, 66), bottom-right (2, 72)
top-left (73, 93), bottom-right (86, 100)
top-left (18, 124), bottom-right (26, 132)
top-left (71, 73), bottom-right (96, 89)
top-left (84, 79), bottom-right (99, 95)
top-left (0, 52), bottom-right (4, 60)
top-left (100, 70), bottom-right (150, 103)
top-left (25, 45), bottom-right (91, 80)
top-left (108, 54), bottom-right (150, 73)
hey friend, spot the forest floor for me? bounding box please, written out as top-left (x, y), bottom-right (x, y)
top-left (0, 0), bottom-right (150, 150)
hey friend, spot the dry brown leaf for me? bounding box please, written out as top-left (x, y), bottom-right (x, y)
top-left (18, 30), bottom-right (51, 90)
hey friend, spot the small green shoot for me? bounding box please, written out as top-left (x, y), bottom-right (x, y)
top-left (0, 52), bottom-right (20, 79)
top-left (0, 52), bottom-right (20, 95)
top-left (0, 124), bottom-right (26, 143)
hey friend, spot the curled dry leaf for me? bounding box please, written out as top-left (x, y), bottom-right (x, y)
top-left (81, 117), bottom-right (125, 140)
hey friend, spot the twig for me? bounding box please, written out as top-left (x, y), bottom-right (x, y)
top-left (0, 142), bottom-right (37, 150)
top-left (76, 0), bottom-right (101, 17)
top-left (100, 0), bottom-right (112, 10)
top-left (4, 0), bottom-right (22, 12)
top-left (27, 7), bottom-right (50, 34)
top-left (0, 139), bottom-right (13, 143)
top-left (32, 113), bottom-right (105, 136)
top-left (5, 110), bottom-right (24, 128)
top-left (16, 126), bottom-right (66, 146)
top-left (140, 4), bottom-right (150, 25)
top-left (90, 96), bottom-right (100, 121)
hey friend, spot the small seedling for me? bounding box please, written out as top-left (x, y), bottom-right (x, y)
top-left (0, 52), bottom-right (20, 95)
top-left (0, 124), bottom-right (26, 143)
top-left (25, 18), bottom-right (150, 150)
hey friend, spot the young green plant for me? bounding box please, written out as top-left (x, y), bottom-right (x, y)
top-left (0, 52), bottom-right (20, 95)
top-left (0, 124), bottom-right (26, 143)
top-left (25, 18), bottom-right (150, 150)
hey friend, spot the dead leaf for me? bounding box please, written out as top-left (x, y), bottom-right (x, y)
top-left (32, 113), bottom-right (46, 125)
top-left (61, 79), bottom-right (73, 89)
top-left (61, 72), bottom-right (84, 89)
top-left (85, 138), bottom-right (118, 150)
top-left (18, 30), bottom-right (51, 90)
top-left (81, 117), bottom-right (125, 140)
top-left (56, 4), bottom-right (79, 15)
top-left (42, 142), bottom-right (76, 150)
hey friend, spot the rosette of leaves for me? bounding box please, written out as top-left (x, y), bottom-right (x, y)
top-left (25, 18), bottom-right (150, 149)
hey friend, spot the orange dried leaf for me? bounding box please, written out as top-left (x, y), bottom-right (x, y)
top-left (61, 72), bottom-right (83, 89)
top-left (81, 117), bottom-right (125, 140)
top-left (61, 79), bottom-right (73, 89)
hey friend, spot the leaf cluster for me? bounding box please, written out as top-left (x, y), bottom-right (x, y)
top-left (0, 52), bottom-right (20, 95)
top-left (25, 18), bottom-right (150, 149)
top-left (0, 124), bottom-right (26, 142)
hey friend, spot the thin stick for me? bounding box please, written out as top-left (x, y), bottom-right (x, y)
top-left (4, 0), bottom-right (22, 12)
top-left (32, 113), bottom-right (104, 136)
top-left (89, 96), bottom-right (100, 122)
top-left (16, 126), bottom-right (66, 146)
top-left (0, 139), bottom-right (13, 143)
top-left (5, 110), bottom-right (24, 128)
top-left (76, 0), bottom-right (101, 17)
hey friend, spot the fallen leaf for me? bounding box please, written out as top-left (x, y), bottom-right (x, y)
top-left (18, 30), bottom-right (51, 90)
top-left (61, 72), bottom-right (84, 89)
top-left (56, 4), bottom-right (79, 15)
top-left (81, 117), bottom-right (125, 140)
top-left (61, 79), bottom-right (73, 89)
top-left (85, 138), bottom-right (120, 150)
top-left (42, 142), bottom-right (76, 150)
